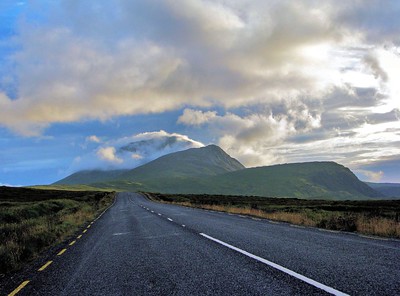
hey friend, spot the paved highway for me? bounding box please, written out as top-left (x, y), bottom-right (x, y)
top-left (4, 192), bottom-right (400, 295)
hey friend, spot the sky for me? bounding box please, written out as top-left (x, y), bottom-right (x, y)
top-left (0, 0), bottom-right (399, 186)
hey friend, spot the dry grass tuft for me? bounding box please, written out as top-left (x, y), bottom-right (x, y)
top-left (356, 216), bottom-right (400, 237)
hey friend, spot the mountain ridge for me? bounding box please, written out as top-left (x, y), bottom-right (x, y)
top-left (55, 145), bottom-right (384, 200)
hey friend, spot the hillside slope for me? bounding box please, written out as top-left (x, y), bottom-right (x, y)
top-left (199, 162), bottom-right (382, 199)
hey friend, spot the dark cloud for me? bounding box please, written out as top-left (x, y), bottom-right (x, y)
top-left (335, 0), bottom-right (400, 44)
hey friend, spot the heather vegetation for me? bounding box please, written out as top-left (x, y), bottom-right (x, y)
top-left (0, 187), bottom-right (115, 274)
top-left (147, 193), bottom-right (400, 238)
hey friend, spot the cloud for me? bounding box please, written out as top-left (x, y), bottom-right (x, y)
top-left (96, 147), bottom-right (122, 164)
top-left (69, 130), bottom-right (204, 172)
top-left (178, 95), bottom-right (400, 171)
top-left (364, 52), bottom-right (388, 82)
top-left (356, 170), bottom-right (384, 182)
top-left (1, 1), bottom-right (399, 135)
top-left (86, 135), bottom-right (101, 143)
top-left (178, 104), bottom-right (322, 166)
top-left (178, 109), bottom-right (217, 125)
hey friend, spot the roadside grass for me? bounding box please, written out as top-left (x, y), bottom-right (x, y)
top-left (145, 193), bottom-right (400, 238)
top-left (0, 186), bottom-right (115, 274)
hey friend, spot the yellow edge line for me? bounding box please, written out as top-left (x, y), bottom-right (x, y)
top-left (38, 261), bottom-right (53, 271)
top-left (57, 248), bottom-right (67, 256)
top-left (8, 280), bottom-right (30, 296)
top-left (69, 240), bottom-right (76, 246)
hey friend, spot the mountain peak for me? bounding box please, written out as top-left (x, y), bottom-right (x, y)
top-left (121, 144), bottom-right (245, 180)
top-left (203, 144), bottom-right (222, 150)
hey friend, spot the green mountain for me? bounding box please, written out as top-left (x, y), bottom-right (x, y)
top-left (195, 162), bottom-right (382, 200)
top-left (366, 182), bottom-right (400, 198)
top-left (56, 145), bottom-right (245, 186)
top-left (118, 144), bottom-right (245, 181)
top-left (56, 145), bottom-right (383, 200)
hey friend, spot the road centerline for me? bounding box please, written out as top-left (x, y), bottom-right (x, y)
top-left (57, 248), bottom-right (67, 256)
top-left (8, 280), bottom-right (30, 296)
top-left (38, 261), bottom-right (53, 272)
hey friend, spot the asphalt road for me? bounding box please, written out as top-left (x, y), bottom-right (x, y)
top-left (3, 192), bottom-right (400, 295)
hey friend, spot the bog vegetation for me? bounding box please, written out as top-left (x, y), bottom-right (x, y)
top-left (147, 193), bottom-right (400, 238)
top-left (0, 186), bottom-right (115, 274)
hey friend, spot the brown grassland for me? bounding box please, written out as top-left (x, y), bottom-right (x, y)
top-left (146, 192), bottom-right (400, 238)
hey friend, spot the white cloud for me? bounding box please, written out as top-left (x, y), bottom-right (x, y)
top-left (86, 135), bottom-right (101, 143)
top-left (96, 147), bottom-right (122, 164)
top-left (1, 1), bottom-right (398, 135)
top-left (68, 130), bottom-right (204, 172)
top-left (178, 105), bottom-right (322, 167)
top-left (178, 109), bottom-right (217, 125)
top-left (356, 170), bottom-right (384, 182)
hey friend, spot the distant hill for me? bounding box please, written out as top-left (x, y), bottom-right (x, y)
top-left (366, 182), bottom-right (400, 198)
top-left (55, 145), bottom-right (383, 200)
top-left (196, 162), bottom-right (382, 200)
top-left (56, 145), bottom-right (245, 185)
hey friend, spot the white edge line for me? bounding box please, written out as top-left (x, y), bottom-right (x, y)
top-left (199, 233), bottom-right (349, 296)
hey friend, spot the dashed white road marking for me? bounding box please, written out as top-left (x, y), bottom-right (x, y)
top-left (167, 218), bottom-right (173, 222)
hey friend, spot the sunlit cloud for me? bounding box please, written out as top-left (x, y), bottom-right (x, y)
top-left (1, 1), bottom-right (396, 136)
top-left (355, 170), bottom-right (384, 183)
top-left (70, 130), bottom-right (204, 172)
top-left (96, 147), bottom-right (123, 164)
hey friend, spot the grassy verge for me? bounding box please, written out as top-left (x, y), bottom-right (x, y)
top-left (0, 186), bottom-right (116, 274)
top-left (145, 192), bottom-right (400, 238)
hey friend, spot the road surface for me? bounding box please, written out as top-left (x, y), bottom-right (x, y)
top-left (4, 192), bottom-right (400, 295)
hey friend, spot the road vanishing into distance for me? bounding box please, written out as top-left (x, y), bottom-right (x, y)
top-left (5, 192), bottom-right (400, 295)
